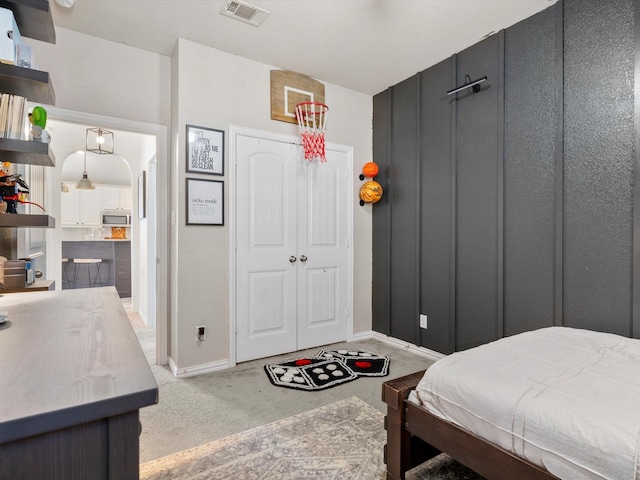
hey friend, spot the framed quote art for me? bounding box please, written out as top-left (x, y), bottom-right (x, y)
top-left (186, 124), bottom-right (224, 175)
top-left (186, 178), bottom-right (224, 226)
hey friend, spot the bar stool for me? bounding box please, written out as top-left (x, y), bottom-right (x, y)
top-left (61, 257), bottom-right (72, 289)
top-left (73, 258), bottom-right (103, 288)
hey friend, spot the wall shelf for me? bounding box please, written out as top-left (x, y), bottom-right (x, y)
top-left (0, 137), bottom-right (55, 166)
top-left (0, 0), bottom-right (56, 44)
top-left (0, 1), bottom-right (58, 235)
top-left (0, 63), bottom-right (55, 105)
top-left (0, 213), bottom-right (55, 227)
top-left (1, 279), bottom-right (54, 293)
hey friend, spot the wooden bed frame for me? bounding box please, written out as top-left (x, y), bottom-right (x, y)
top-left (381, 370), bottom-right (561, 480)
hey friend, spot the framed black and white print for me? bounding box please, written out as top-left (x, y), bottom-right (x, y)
top-left (186, 124), bottom-right (224, 175)
top-left (186, 178), bottom-right (224, 225)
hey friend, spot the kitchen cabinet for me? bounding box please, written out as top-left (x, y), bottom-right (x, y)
top-left (100, 186), bottom-right (119, 210)
top-left (100, 185), bottom-right (132, 211)
top-left (119, 186), bottom-right (132, 210)
top-left (114, 240), bottom-right (131, 297)
top-left (0, 1), bottom-right (55, 229)
top-left (61, 185), bottom-right (101, 226)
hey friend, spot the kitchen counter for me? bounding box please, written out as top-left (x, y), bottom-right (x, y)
top-left (0, 287), bottom-right (158, 478)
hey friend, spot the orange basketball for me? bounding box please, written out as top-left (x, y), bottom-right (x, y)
top-left (359, 180), bottom-right (383, 204)
top-left (362, 162), bottom-right (379, 178)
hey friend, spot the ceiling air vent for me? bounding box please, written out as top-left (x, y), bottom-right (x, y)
top-left (221, 0), bottom-right (270, 27)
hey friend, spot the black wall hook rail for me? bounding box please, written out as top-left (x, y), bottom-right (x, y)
top-left (446, 75), bottom-right (487, 95)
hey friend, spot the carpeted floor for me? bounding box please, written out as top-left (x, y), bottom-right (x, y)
top-left (140, 396), bottom-right (484, 480)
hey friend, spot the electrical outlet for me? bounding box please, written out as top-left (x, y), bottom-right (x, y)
top-left (197, 326), bottom-right (206, 341)
top-left (420, 314), bottom-right (427, 329)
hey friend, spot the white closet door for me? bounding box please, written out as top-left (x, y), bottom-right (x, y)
top-left (296, 149), bottom-right (349, 349)
top-left (235, 133), bottom-right (350, 363)
top-left (236, 135), bottom-right (299, 362)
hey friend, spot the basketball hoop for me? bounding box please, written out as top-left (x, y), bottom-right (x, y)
top-left (295, 102), bottom-right (328, 162)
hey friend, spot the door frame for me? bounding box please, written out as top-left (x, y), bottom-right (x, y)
top-left (228, 125), bottom-right (354, 367)
top-left (44, 106), bottom-right (169, 366)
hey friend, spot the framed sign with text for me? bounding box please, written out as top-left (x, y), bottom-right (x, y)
top-left (186, 124), bottom-right (224, 175)
top-left (186, 178), bottom-right (224, 226)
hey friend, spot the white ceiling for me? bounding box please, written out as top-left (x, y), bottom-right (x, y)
top-left (51, 0), bottom-right (557, 96)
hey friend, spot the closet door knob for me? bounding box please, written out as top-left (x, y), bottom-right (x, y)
top-left (289, 256), bottom-right (297, 263)
top-left (300, 255), bottom-right (308, 262)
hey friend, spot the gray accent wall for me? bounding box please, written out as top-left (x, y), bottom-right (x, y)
top-left (372, 0), bottom-right (639, 353)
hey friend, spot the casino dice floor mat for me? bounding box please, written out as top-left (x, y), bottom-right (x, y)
top-left (264, 357), bottom-right (358, 391)
top-left (264, 350), bottom-right (390, 391)
top-left (314, 349), bottom-right (390, 377)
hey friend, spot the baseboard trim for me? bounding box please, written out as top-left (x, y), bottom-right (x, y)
top-left (353, 330), bottom-right (446, 362)
top-left (168, 357), bottom-right (231, 378)
top-left (168, 332), bottom-right (444, 378)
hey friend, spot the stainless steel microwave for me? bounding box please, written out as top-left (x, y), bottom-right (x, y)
top-left (102, 210), bottom-right (131, 226)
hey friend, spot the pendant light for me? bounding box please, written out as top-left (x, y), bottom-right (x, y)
top-left (86, 127), bottom-right (114, 155)
top-left (61, 182), bottom-right (69, 192)
top-left (76, 150), bottom-right (95, 190)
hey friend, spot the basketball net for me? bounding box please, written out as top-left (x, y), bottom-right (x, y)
top-left (295, 102), bottom-right (328, 162)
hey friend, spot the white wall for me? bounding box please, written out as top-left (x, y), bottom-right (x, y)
top-left (25, 28), bottom-right (171, 127)
top-left (171, 39), bottom-right (373, 371)
top-left (25, 28), bottom-right (373, 373)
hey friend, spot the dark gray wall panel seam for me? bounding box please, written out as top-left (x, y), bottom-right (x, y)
top-left (633, 0), bottom-right (640, 338)
top-left (555, 0), bottom-right (565, 328)
top-left (386, 87), bottom-right (393, 335)
top-left (415, 74), bottom-right (422, 343)
top-left (450, 55), bottom-right (457, 351)
top-left (497, 30), bottom-right (505, 340)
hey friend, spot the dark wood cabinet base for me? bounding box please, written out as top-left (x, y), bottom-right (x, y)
top-left (0, 411), bottom-right (140, 480)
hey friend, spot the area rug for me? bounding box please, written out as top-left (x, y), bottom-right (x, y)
top-left (139, 396), bottom-right (484, 480)
top-left (264, 349), bottom-right (390, 391)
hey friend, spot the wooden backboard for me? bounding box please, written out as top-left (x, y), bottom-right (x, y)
top-left (271, 70), bottom-right (325, 124)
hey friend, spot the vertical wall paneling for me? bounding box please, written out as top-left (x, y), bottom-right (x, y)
top-left (419, 57), bottom-right (455, 353)
top-left (454, 35), bottom-right (501, 350)
top-left (503, 4), bottom-right (558, 336)
top-left (563, 0), bottom-right (634, 335)
top-left (635, 0), bottom-right (640, 338)
top-left (372, 90), bottom-right (391, 335)
top-left (372, 0), bottom-right (639, 350)
top-left (389, 75), bottom-right (420, 344)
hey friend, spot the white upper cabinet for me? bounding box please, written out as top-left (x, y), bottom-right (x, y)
top-left (100, 186), bottom-right (120, 211)
top-left (100, 185), bottom-right (132, 212)
top-left (61, 186), bottom-right (101, 226)
top-left (96, 185), bottom-right (131, 210)
top-left (62, 184), bottom-right (132, 228)
top-left (119, 187), bottom-right (132, 211)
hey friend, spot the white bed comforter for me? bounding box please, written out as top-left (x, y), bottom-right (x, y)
top-left (412, 327), bottom-right (640, 480)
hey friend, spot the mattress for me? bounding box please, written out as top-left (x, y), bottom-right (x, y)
top-left (411, 327), bottom-right (640, 480)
